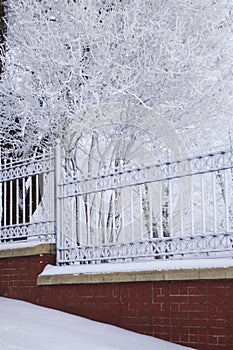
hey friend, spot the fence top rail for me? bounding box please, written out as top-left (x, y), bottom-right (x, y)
top-left (0, 154), bottom-right (55, 182)
top-left (0, 152), bottom-right (54, 169)
top-left (60, 145), bottom-right (233, 197)
top-left (67, 144), bottom-right (233, 181)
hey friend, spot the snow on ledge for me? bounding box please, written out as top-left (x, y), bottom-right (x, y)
top-left (40, 257), bottom-right (233, 277)
top-left (0, 239), bottom-right (55, 251)
top-left (0, 240), bottom-right (56, 258)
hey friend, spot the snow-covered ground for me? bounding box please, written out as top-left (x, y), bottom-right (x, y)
top-left (0, 297), bottom-right (195, 350)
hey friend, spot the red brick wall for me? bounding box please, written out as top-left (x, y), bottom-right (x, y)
top-left (0, 254), bottom-right (233, 350)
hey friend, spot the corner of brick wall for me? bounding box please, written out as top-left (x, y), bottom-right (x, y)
top-left (0, 250), bottom-right (56, 302)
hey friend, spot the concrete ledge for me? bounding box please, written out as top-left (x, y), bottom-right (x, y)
top-left (0, 243), bottom-right (56, 258)
top-left (37, 266), bottom-right (233, 285)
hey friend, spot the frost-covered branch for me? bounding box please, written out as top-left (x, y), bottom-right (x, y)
top-left (0, 0), bottom-right (232, 156)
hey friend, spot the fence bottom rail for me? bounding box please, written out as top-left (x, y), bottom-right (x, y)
top-left (57, 231), bottom-right (233, 265)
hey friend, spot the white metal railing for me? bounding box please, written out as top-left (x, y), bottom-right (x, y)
top-left (56, 145), bottom-right (233, 264)
top-left (1, 143), bottom-right (233, 264)
top-left (0, 150), bottom-right (55, 242)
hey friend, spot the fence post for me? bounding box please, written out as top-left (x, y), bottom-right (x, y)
top-left (54, 138), bottom-right (62, 265)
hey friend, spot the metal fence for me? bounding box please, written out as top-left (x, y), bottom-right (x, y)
top-left (0, 150), bottom-right (55, 242)
top-left (56, 145), bottom-right (233, 264)
top-left (1, 144), bottom-right (233, 265)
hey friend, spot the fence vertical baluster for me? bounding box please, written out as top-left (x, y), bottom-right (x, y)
top-left (190, 175), bottom-right (194, 236)
top-left (77, 194), bottom-right (82, 245)
top-left (158, 181), bottom-right (163, 238)
top-left (149, 183), bottom-right (153, 239)
top-left (139, 185), bottom-right (144, 239)
top-left (16, 178), bottom-right (19, 225)
top-left (130, 186), bottom-right (134, 241)
top-left (22, 177), bottom-right (26, 223)
top-left (168, 179), bottom-right (173, 237)
top-left (99, 191), bottom-right (103, 244)
top-left (9, 158), bottom-right (13, 226)
top-left (104, 190), bottom-right (108, 244)
top-left (3, 159), bottom-right (7, 226)
top-left (95, 193), bottom-right (99, 245)
top-left (112, 189), bottom-right (116, 243)
top-left (224, 169), bottom-right (229, 232)
top-left (179, 178), bottom-right (184, 237)
top-left (212, 170), bottom-right (217, 234)
top-left (36, 174), bottom-right (39, 207)
top-left (55, 138), bottom-right (62, 264)
top-left (167, 152), bottom-right (173, 237)
top-left (121, 188), bottom-right (125, 242)
top-left (71, 197), bottom-right (75, 244)
top-left (201, 173), bottom-right (206, 234)
top-left (86, 193), bottom-right (91, 245)
top-left (29, 176), bottom-right (32, 220)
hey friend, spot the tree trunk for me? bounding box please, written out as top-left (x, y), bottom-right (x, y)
top-left (0, 0), bottom-right (6, 74)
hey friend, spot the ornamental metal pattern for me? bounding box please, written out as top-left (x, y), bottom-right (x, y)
top-left (57, 232), bottom-right (233, 264)
top-left (1, 142), bottom-right (233, 263)
top-left (61, 148), bottom-right (233, 198)
top-left (0, 154), bottom-right (54, 182)
top-left (0, 151), bottom-right (55, 244)
top-left (56, 145), bottom-right (233, 265)
top-left (0, 221), bottom-right (55, 242)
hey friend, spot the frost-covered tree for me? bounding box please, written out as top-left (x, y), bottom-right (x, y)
top-left (0, 0), bottom-right (232, 157)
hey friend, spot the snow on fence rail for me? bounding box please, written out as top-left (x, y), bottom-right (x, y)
top-left (1, 144), bottom-right (233, 265)
top-left (56, 145), bottom-right (233, 265)
top-left (0, 150), bottom-right (55, 242)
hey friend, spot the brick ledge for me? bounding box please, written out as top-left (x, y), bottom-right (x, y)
top-left (0, 243), bottom-right (56, 258)
top-left (37, 266), bottom-right (233, 285)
